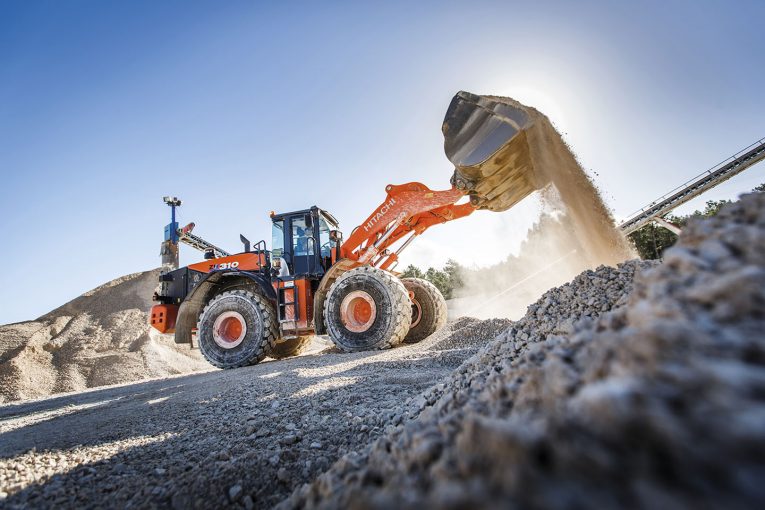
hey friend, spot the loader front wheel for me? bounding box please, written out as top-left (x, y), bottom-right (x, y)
top-left (197, 290), bottom-right (277, 369)
top-left (402, 278), bottom-right (448, 343)
top-left (325, 266), bottom-right (411, 352)
top-left (269, 336), bottom-right (313, 360)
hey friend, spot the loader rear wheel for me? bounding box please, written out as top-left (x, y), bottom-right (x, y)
top-left (325, 266), bottom-right (411, 352)
top-left (269, 336), bottom-right (312, 360)
top-left (197, 290), bottom-right (277, 369)
top-left (402, 278), bottom-right (448, 343)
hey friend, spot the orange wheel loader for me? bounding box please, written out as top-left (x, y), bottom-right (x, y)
top-left (149, 91), bottom-right (550, 368)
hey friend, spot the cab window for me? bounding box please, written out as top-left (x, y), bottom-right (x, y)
top-left (292, 217), bottom-right (314, 256)
top-left (271, 220), bottom-right (285, 258)
top-left (319, 217), bottom-right (332, 258)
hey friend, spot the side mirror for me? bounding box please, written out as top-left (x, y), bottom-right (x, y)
top-left (329, 230), bottom-right (342, 242)
top-left (304, 213), bottom-right (313, 228)
top-left (204, 249), bottom-right (215, 260)
top-left (240, 234), bottom-right (251, 253)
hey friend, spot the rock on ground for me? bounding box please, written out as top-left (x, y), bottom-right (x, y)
top-left (280, 192), bottom-right (765, 509)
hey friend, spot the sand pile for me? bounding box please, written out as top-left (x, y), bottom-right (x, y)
top-left (0, 269), bottom-right (209, 403)
top-left (281, 192), bottom-right (765, 509)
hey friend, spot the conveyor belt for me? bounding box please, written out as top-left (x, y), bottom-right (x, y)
top-left (178, 230), bottom-right (230, 258)
top-left (619, 137), bottom-right (765, 235)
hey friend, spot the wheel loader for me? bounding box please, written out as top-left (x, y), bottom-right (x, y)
top-left (149, 91), bottom-right (551, 368)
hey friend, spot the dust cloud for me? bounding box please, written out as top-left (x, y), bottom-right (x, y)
top-left (450, 97), bottom-right (634, 319)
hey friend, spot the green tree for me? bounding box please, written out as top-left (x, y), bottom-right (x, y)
top-left (443, 259), bottom-right (463, 290)
top-left (424, 267), bottom-right (451, 298)
top-left (691, 199), bottom-right (732, 219)
top-left (400, 260), bottom-right (465, 299)
top-left (628, 222), bottom-right (678, 260)
top-left (401, 264), bottom-right (423, 279)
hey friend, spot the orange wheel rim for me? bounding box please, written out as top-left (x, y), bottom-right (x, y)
top-left (213, 311), bottom-right (247, 348)
top-left (410, 297), bottom-right (422, 328)
top-left (340, 291), bottom-right (377, 333)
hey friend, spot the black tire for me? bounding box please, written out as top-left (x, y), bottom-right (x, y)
top-left (269, 336), bottom-right (312, 360)
top-left (324, 266), bottom-right (411, 352)
top-left (402, 277), bottom-right (447, 343)
top-left (197, 290), bottom-right (277, 369)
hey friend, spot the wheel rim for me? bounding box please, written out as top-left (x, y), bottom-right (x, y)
top-left (212, 311), bottom-right (247, 349)
top-left (340, 290), bottom-right (377, 333)
top-left (410, 297), bottom-right (422, 328)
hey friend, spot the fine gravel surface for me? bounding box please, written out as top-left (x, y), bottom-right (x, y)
top-left (281, 192), bottom-right (765, 509)
top-left (0, 254), bottom-right (649, 510)
top-left (0, 318), bottom-right (508, 509)
top-left (0, 255), bottom-right (647, 509)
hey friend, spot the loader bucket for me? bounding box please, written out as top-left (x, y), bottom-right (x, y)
top-left (442, 91), bottom-right (551, 212)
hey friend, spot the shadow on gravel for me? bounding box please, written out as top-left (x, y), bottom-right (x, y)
top-left (0, 347), bottom-right (471, 455)
top-left (1, 345), bottom-right (464, 509)
top-left (0, 354), bottom-right (348, 455)
top-left (0, 355), bottom-right (322, 421)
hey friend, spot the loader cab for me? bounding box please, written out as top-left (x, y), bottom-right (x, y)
top-left (270, 206), bottom-right (341, 277)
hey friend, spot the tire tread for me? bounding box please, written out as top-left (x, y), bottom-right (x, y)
top-left (198, 289), bottom-right (277, 368)
top-left (324, 266), bottom-right (411, 352)
top-left (401, 277), bottom-right (448, 343)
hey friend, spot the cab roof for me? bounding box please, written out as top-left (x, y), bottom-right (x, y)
top-left (270, 206), bottom-right (339, 227)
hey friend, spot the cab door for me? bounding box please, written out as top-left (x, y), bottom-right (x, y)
top-left (290, 214), bottom-right (318, 275)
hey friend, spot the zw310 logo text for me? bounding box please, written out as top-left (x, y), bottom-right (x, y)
top-left (210, 261), bottom-right (240, 270)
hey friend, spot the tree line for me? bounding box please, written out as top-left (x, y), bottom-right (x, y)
top-left (401, 259), bottom-right (463, 300)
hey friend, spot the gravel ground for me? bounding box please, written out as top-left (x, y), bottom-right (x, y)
top-left (0, 320), bottom-right (506, 509)
top-left (0, 192), bottom-right (679, 509)
top-left (0, 256), bottom-right (646, 510)
top-left (281, 193), bottom-right (765, 509)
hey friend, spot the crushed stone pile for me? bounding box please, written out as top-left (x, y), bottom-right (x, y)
top-left (281, 192), bottom-right (765, 509)
top-left (0, 270), bottom-right (209, 403)
top-left (412, 259), bottom-right (653, 414)
top-left (428, 317), bottom-right (513, 351)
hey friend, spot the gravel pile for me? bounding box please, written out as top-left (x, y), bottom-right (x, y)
top-left (280, 192), bottom-right (765, 509)
top-left (428, 317), bottom-right (513, 351)
top-left (402, 259), bottom-right (652, 421)
top-left (0, 270), bottom-right (210, 403)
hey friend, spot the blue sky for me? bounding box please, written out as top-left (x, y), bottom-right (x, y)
top-left (1, 0), bottom-right (763, 324)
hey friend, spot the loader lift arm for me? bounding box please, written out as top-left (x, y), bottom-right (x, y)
top-left (340, 182), bottom-right (475, 271)
top-left (337, 92), bottom-right (559, 271)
